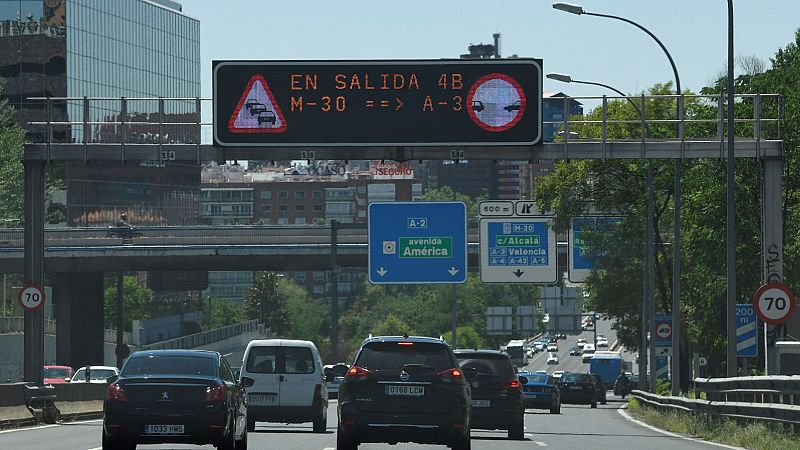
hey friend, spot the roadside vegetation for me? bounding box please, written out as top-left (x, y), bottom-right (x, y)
top-left (627, 398), bottom-right (800, 450)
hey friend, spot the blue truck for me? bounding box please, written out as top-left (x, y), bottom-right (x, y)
top-left (589, 351), bottom-right (623, 388)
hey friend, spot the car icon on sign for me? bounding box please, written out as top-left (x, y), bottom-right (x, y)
top-left (471, 100), bottom-right (485, 112)
top-left (257, 111), bottom-right (276, 125)
top-left (504, 101), bottom-right (521, 112)
top-left (245, 98), bottom-right (260, 109)
top-left (249, 103), bottom-right (268, 115)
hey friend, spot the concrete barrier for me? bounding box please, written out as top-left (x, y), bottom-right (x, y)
top-left (0, 382), bottom-right (107, 428)
top-left (0, 382), bottom-right (35, 428)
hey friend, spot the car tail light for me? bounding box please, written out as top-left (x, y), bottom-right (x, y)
top-left (106, 383), bottom-right (127, 402)
top-left (437, 368), bottom-right (463, 382)
top-left (506, 379), bottom-right (521, 389)
top-left (346, 365), bottom-right (372, 378)
top-left (203, 385), bottom-right (226, 402)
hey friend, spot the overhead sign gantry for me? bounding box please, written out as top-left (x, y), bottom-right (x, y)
top-left (213, 59), bottom-right (542, 150)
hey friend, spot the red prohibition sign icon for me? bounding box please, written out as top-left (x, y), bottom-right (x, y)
top-left (466, 73), bottom-right (527, 133)
top-left (752, 283), bottom-right (797, 325)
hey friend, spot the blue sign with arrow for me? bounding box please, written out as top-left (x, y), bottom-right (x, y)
top-left (368, 202), bottom-right (467, 284)
top-left (736, 303), bottom-right (758, 357)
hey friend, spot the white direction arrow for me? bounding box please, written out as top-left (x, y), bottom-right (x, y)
top-left (448, 267), bottom-right (460, 276)
top-left (376, 267), bottom-right (388, 277)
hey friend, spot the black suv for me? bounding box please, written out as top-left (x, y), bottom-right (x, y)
top-left (454, 349), bottom-right (526, 440)
top-left (557, 372), bottom-right (597, 408)
top-left (337, 336), bottom-right (472, 450)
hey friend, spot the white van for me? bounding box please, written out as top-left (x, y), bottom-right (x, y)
top-left (239, 339), bottom-right (328, 432)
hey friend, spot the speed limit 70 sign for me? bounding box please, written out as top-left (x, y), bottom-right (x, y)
top-left (17, 284), bottom-right (46, 312)
top-left (752, 283), bottom-right (797, 325)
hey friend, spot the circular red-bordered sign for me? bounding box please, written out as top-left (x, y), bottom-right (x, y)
top-left (466, 73), bottom-right (526, 133)
top-left (655, 320), bottom-right (672, 340)
top-left (17, 284), bottom-right (46, 312)
top-left (752, 283), bottom-right (797, 325)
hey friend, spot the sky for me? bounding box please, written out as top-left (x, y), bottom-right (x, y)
top-left (179, 0), bottom-right (799, 107)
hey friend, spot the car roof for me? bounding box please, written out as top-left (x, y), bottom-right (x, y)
top-left (454, 349), bottom-right (507, 357)
top-left (362, 335), bottom-right (447, 345)
top-left (75, 365), bottom-right (119, 370)
top-left (130, 349), bottom-right (218, 359)
top-left (246, 339), bottom-right (319, 348)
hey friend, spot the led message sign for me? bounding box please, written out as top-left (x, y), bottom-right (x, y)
top-left (213, 59), bottom-right (542, 147)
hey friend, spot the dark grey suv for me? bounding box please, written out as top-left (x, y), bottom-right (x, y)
top-left (336, 336), bottom-right (472, 450)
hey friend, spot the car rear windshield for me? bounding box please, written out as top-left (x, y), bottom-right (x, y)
top-left (561, 373), bottom-right (592, 383)
top-left (43, 367), bottom-right (69, 378)
top-left (74, 368), bottom-right (117, 380)
top-left (122, 355), bottom-right (217, 377)
top-left (506, 347), bottom-right (524, 358)
top-left (245, 346), bottom-right (315, 374)
top-left (357, 342), bottom-right (453, 371)
top-left (456, 354), bottom-right (514, 377)
top-left (527, 374), bottom-right (549, 384)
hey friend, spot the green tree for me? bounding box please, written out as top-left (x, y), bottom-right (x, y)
top-left (371, 313), bottom-right (415, 336)
top-left (244, 272), bottom-right (290, 335)
top-left (204, 297), bottom-right (246, 330)
top-left (442, 325), bottom-right (485, 349)
top-left (421, 186), bottom-right (486, 225)
top-left (0, 79), bottom-right (26, 227)
top-left (104, 276), bottom-right (152, 331)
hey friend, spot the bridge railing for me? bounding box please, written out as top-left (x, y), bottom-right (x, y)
top-left (140, 318), bottom-right (271, 350)
top-left (632, 375), bottom-right (800, 427)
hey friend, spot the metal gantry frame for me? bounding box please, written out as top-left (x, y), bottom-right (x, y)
top-left (19, 94), bottom-right (784, 385)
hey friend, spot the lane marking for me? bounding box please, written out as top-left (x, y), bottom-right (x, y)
top-left (0, 418), bottom-right (102, 434)
top-left (535, 442), bottom-right (548, 447)
top-left (616, 407), bottom-right (745, 449)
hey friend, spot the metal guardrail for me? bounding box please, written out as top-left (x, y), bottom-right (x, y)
top-left (632, 375), bottom-right (800, 427)
top-left (0, 317), bottom-right (132, 344)
top-left (140, 319), bottom-right (270, 350)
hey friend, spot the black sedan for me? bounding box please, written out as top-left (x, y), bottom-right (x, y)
top-left (557, 372), bottom-right (597, 408)
top-left (102, 349), bottom-right (252, 450)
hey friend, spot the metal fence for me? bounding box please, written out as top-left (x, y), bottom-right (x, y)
top-left (140, 319), bottom-right (271, 350)
top-left (632, 375), bottom-right (800, 428)
top-left (0, 317), bottom-right (133, 344)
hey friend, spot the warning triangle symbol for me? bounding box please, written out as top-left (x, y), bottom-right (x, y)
top-left (228, 74), bottom-right (287, 134)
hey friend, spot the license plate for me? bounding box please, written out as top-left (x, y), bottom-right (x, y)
top-left (385, 385), bottom-right (424, 396)
top-left (526, 393), bottom-right (539, 398)
top-left (472, 399), bottom-right (491, 408)
top-left (569, 386), bottom-right (582, 390)
top-left (248, 393), bottom-right (277, 405)
top-left (144, 424), bottom-right (184, 435)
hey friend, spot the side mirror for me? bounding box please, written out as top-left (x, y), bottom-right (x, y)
top-left (462, 367), bottom-right (478, 382)
top-left (64, 378), bottom-right (71, 382)
top-left (518, 376), bottom-right (528, 385)
top-left (106, 375), bottom-right (118, 384)
top-left (240, 376), bottom-right (255, 388)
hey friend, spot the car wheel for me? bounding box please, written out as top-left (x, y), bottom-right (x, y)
top-left (336, 426), bottom-right (358, 450)
top-left (247, 418), bottom-right (255, 432)
top-left (450, 431), bottom-right (471, 450)
top-left (550, 403), bottom-right (559, 414)
top-left (591, 400), bottom-right (598, 409)
top-left (102, 433), bottom-right (135, 450)
top-left (601, 396), bottom-right (607, 405)
top-left (508, 421), bottom-right (524, 440)
top-left (312, 415), bottom-right (326, 433)
top-left (217, 419), bottom-right (236, 450)
top-left (234, 425), bottom-right (247, 450)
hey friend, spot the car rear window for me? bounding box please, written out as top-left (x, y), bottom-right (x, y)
top-left (74, 368), bottom-right (118, 380)
top-left (245, 346), bottom-right (315, 374)
top-left (527, 374), bottom-right (549, 384)
top-left (456, 354), bottom-right (514, 377)
top-left (561, 373), bottom-right (592, 383)
top-left (357, 342), bottom-right (453, 371)
top-left (43, 367), bottom-right (69, 379)
top-left (122, 356), bottom-right (217, 377)
top-left (246, 346), bottom-right (278, 374)
top-left (284, 347), bottom-right (314, 374)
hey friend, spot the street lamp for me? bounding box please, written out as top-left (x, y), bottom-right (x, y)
top-left (553, 2), bottom-right (683, 396)
top-left (725, 0), bottom-right (737, 378)
top-left (547, 72), bottom-right (655, 392)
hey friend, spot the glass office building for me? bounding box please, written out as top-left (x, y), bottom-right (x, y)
top-left (0, 0), bottom-right (201, 225)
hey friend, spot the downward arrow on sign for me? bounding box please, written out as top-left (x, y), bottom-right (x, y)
top-left (448, 267), bottom-right (460, 276)
top-left (513, 269), bottom-right (524, 278)
top-left (376, 267), bottom-right (388, 277)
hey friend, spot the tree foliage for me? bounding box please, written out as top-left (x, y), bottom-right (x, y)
top-left (103, 276), bottom-right (153, 331)
top-left (244, 272), bottom-right (290, 336)
top-left (0, 79), bottom-right (26, 227)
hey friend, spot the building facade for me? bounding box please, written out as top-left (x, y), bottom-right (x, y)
top-left (0, 0), bottom-right (201, 226)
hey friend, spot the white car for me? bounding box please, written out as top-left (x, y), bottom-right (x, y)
top-left (547, 353), bottom-right (559, 365)
top-left (547, 344), bottom-right (558, 352)
top-left (551, 370), bottom-right (565, 380)
top-left (70, 365), bottom-right (119, 383)
top-left (597, 338), bottom-right (609, 347)
top-left (576, 338), bottom-right (588, 348)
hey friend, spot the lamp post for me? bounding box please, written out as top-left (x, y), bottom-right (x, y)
top-left (547, 72), bottom-right (655, 391)
top-left (725, 0), bottom-right (737, 378)
top-left (553, 2), bottom-right (683, 395)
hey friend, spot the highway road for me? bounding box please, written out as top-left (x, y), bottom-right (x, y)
top-left (0, 399), bottom-right (725, 450)
top-left (0, 319), bottom-right (729, 450)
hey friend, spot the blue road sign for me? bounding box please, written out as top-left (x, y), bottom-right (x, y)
top-left (736, 303), bottom-right (758, 357)
top-left (655, 356), bottom-right (669, 380)
top-left (569, 216), bottom-right (623, 283)
top-left (368, 202), bottom-right (467, 284)
top-left (480, 217), bottom-right (556, 283)
top-left (655, 315), bottom-right (673, 347)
